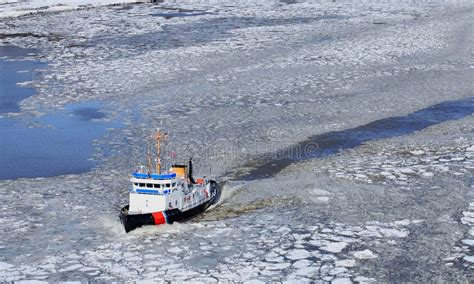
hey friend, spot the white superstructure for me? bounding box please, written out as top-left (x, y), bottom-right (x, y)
top-left (126, 130), bottom-right (214, 215)
top-left (128, 170), bottom-right (212, 214)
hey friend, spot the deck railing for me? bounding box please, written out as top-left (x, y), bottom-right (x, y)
top-left (181, 190), bottom-right (215, 211)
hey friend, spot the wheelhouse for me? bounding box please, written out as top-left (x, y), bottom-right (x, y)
top-left (130, 172), bottom-right (180, 195)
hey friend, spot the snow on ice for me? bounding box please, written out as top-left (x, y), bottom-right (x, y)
top-left (0, 0), bottom-right (473, 282)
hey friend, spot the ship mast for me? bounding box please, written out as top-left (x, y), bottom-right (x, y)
top-left (154, 129), bottom-right (167, 174)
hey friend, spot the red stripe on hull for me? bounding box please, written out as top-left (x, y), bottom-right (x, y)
top-left (152, 212), bottom-right (166, 225)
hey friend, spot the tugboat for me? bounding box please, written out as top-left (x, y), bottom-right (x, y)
top-left (119, 130), bottom-right (220, 233)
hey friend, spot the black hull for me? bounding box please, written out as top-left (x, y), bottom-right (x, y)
top-left (120, 180), bottom-right (221, 233)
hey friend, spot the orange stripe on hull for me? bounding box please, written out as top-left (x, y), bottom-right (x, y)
top-left (152, 212), bottom-right (166, 225)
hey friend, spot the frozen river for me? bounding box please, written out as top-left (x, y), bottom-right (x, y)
top-left (0, 0), bottom-right (473, 282)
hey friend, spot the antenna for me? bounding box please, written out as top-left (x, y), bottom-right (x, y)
top-left (146, 144), bottom-right (152, 174)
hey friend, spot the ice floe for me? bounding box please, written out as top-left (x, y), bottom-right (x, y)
top-left (0, 0), bottom-right (472, 282)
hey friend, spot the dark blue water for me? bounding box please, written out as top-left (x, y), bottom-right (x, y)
top-left (0, 101), bottom-right (120, 180)
top-left (240, 97), bottom-right (474, 180)
top-left (0, 45), bottom-right (121, 180)
top-left (0, 45), bottom-right (46, 113)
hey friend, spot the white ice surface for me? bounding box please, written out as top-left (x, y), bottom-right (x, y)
top-left (0, 0), bottom-right (472, 282)
top-left (0, 0), bottom-right (139, 18)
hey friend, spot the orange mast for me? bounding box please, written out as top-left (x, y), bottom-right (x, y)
top-left (154, 129), bottom-right (167, 174)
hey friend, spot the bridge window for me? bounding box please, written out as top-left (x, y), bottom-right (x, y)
top-left (172, 182), bottom-right (176, 187)
top-left (153, 184), bottom-right (161, 188)
top-left (166, 183), bottom-right (171, 188)
top-left (146, 184), bottom-right (153, 188)
top-left (139, 183), bottom-right (145, 187)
